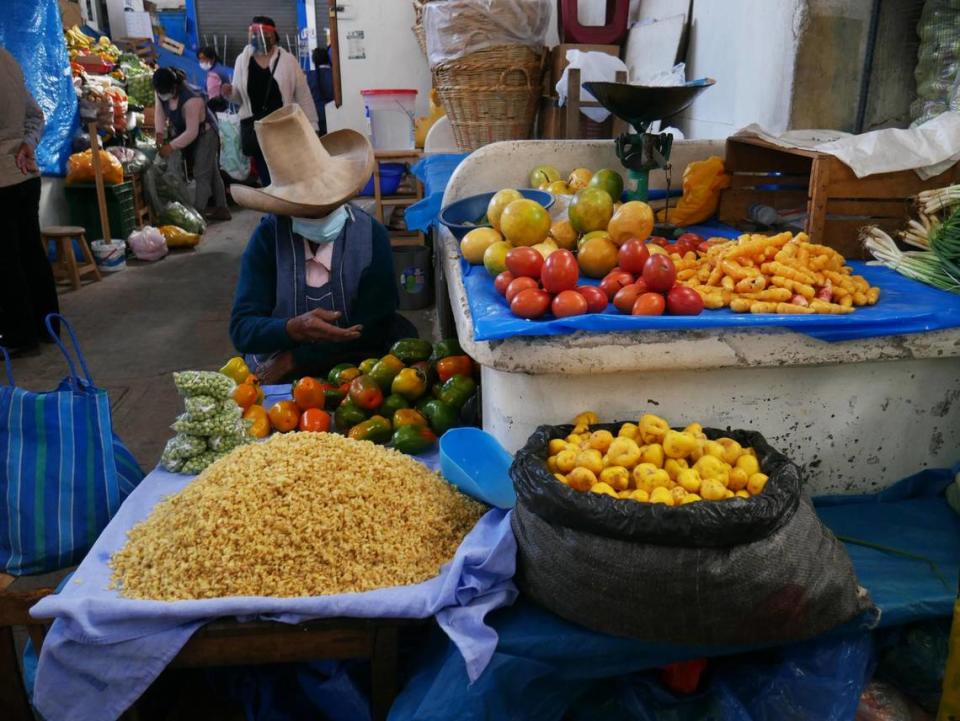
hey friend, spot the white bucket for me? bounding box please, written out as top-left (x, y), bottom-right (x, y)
top-left (361, 89), bottom-right (417, 150)
top-left (91, 239), bottom-right (127, 272)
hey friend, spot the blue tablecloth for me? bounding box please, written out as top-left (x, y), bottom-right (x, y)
top-left (389, 467), bottom-right (960, 721)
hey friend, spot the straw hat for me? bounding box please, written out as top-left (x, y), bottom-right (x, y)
top-left (231, 105), bottom-right (374, 218)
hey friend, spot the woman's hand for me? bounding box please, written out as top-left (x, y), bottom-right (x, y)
top-left (286, 308), bottom-right (362, 344)
top-left (15, 143), bottom-right (37, 174)
top-left (158, 143), bottom-right (174, 158)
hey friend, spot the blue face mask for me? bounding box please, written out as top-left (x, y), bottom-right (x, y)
top-left (292, 206), bottom-right (348, 244)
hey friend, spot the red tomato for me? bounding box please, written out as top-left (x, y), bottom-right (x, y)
top-left (697, 241), bottom-right (711, 254)
top-left (666, 286), bottom-right (705, 316)
top-left (541, 250), bottom-right (579, 294)
top-left (511, 288), bottom-right (552, 319)
top-left (299, 407), bottom-right (331, 432)
top-left (675, 232), bottom-right (704, 256)
top-left (494, 271), bottom-right (515, 296)
top-left (642, 254), bottom-right (677, 293)
top-left (632, 292), bottom-right (666, 316)
top-left (577, 285), bottom-right (609, 313)
top-left (618, 238), bottom-right (650, 274)
top-left (505, 276), bottom-right (540, 303)
top-left (613, 283), bottom-right (644, 314)
top-left (648, 236), bottom-right (669, 248)
top-left (552, 290), bottom-right (588, 318)
top-left (599, 270), bottom-right (635, 300)
top-left (633, 278), bottom-right (649, 295)
top-left (505, 247), bottom-right (544, 279)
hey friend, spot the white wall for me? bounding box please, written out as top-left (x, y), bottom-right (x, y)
top-left (678, 0), bottom-right (806, 139)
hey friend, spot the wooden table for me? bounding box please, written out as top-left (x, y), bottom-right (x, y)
top-left (1, 572), bottom-right (423, 721)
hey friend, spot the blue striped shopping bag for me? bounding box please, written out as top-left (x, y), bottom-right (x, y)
top-left (0, 314), bottom-right (144, 575)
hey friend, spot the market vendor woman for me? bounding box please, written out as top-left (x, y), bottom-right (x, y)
top-left (229, 104), bottom-right (415, 383)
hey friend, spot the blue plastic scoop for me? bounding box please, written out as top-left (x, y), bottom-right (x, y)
top-left (440, 428), bottom-right (515, 509)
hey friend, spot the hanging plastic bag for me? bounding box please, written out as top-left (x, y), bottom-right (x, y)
top-left (556, 50), bottom-right (630, 123)
top-left (159, 225), bottom-right (201, 249)
top-left (66, 148), bottom-right (124, 185)
top-left (127, 226), bottom-right (168, 261)
top-left (657, 155), bottom-right (731, 225)
top-left (217, 112), bottom-right (251, 181)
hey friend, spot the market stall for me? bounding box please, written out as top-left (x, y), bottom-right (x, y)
top-left (438, 139), bottom-right (960, 496)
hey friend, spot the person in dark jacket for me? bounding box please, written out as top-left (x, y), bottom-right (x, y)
top-left (306, 46), bottom-right (334, 136)
top-left (229, 104), bottom-right (416, 383)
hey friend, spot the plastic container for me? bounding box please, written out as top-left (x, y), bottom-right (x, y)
top-left (90, 239), bottom-right (127, 272)
top-left (439, 427), bottom-right (515, 508)
top-left (557, 0), bottom-right (629, 44)
top-left (65, 182), bottom-right (138, 244)
top-left (392, 245), bottom-right (432, 310)
top-left (359, 162), bottom-right (406, 196)
top-left (361, 89), bottom-right (417, 150)
top-left (439, 189), bottom-right (554, 239)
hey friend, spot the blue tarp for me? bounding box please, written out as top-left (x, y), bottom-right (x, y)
top-left (1, 0), bottom-right (79, 176)
top-left (406, 153), bottom-right (469, 233)
top-left (463, 243), bottom-right (960, 342)
top-left (389, 469), bottom-right (960, 720)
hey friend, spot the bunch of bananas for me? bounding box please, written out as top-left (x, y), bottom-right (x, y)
top-left (66, 25), bottom-right (92, 52)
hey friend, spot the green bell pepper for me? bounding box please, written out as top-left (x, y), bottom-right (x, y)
top-left (389, 338), bottom-right (433, 364)
top-left (393, 408), bottom-right (428, 429)
top-left (430, 338), bottom-right (463, 363)
top-left (369, 354), bottom-right (405, 391)
top-left (439, 375), bottom-right (477, 409)
top-left (348, 415), bottom-right (393, 444)
top-left (377, 393), bottom-right (410, 418)
top-left (335, 401), bottom-right (368, 432)
top-left (421, 399), bottom-right (458, 436)
top-left (328, 363), bottom-right (360, 386)
top-left (391, 424), bottom-right (438, 455)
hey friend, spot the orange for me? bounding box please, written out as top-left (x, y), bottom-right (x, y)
top-left (577, 236), bottom-right (619, 278)
top-left (268, 400), bottom-right (300, 433)
top-left (588, 169), bottom-right (624, 201)
top-left (546, 180), bottom-right (572, 195)
top-left (500, 199), bottom-right (551, 247)
top-left (568, 187), bottom-right (613, 234)
top-left (483, 239), bottom-right (513, 277)
top-left (578, 229), bottom-right (610, 251)
top-left (460, 227), bottom-right (503, 264)
top-left (487, 188), bottom-right (523, 231)
top-left (299, 407), bottom-right (331, 432)
top-left (567, 168), bottom-right (593, 191)
top-left (607, 201), bottom-right (654, 246)
top-left (233, 383), bottom-right (259, 410)
top-left (549, 218), bottom-right (578, 250)
top-left (243, 404), bottom-right (270, 438)
top-left (292, 376), bottom-right (325, 410)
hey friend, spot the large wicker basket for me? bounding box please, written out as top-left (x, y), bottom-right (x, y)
top-left (433, 45), bottom-right (545, 151)
top-left (412, 1), bottom-right (428, 58)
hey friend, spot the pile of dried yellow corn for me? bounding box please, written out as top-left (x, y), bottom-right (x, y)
top-left (670, 232), bottom-right (880, 314)
top-left (110, 433), bottom-right (485, 600)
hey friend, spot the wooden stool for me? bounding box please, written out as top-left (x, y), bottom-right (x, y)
top-left (41, 226), bottom-right (102, 291)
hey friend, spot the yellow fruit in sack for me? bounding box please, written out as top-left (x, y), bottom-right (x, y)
top-left (735, 490), bottom-right (751, 499)
top-left (716, 438), bottom-right (744, 465)
top-left (639, 444), bottom-right (665, 469)
top-left (703, 440), bottom-right (726, 460)
top-left (500, 199), bottom-right (551, 247)
top-left (487, 188), bottom-right (523, 231)
top-left (748, 473), bottom-right (769, 496)
top-left (638, 414), bottom-right (669, 444)
top-left (549, 218), bottom-right (578, 250)
top-left (555, 449), bottom-right (578, 474)
top-left (736, 454), bottom-right (760, 477)
top-left (700, 478), bottom-right (727, 501)
top-left (629, 488), bottom-right (650, 502)
top-left (599, 466), bottom-right (631, 492)
top-left (607, 437), bottom-right (641, 468)
top-left (160, 225), bottom-right (201, 248)
top-left (633, 464), bottom-right (670, 493)
top-left (590, 482), bottom-right (619, 498)
top-left (576, 449), bottom-right (604, 475)
top-left (677, 468), bottom-right (702, 494)
top-left (680, 493), bottom-right (702, 505)
top-left (649, 486), bottom-right (674, 506)
top-left (694, 455), bottom-right (730, 486)
top-left (554, 473), bottom-right (568, 484)
top-left (589, 430), bottom-right (615, 453)
top-left (548, 438), bottom-right (569, 456)
top-left (664, 458), bottom-right (689, 481)
top-left (618, 422), bottom-right (639, 440)
top-left (728, 468), bottom-right (749, 492)
top-left (547, 456), bottom-right (559, 473)
top-left (567, 467), bottom-right (597, 491)
top-left (460, 227), bottom-right (503, 265)
top-left (607, 201), bottom-right (654, 246)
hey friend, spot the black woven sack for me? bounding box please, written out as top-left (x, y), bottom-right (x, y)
top-left (510, 423), bottom-right (874, 646)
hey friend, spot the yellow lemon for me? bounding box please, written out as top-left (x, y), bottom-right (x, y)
top-left (607, 437), bottom-right (641, 468)
top-left (548, 438), bottom-right (568, 456)
top-left (665, 458), bottom-right (689, 481)
top-left (677, 468), bottom-right (702, 493)
top-left (460, 227), bottom-right (503, 265)
top-left (716, 438), bottom-right (744, 465)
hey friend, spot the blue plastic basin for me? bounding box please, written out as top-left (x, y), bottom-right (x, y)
top-left (360, 162), bottom-right (406, 197)
top-left (440, 189), bottom-right (554, 240)
top-left (439, 428), bottom-right (516, 508)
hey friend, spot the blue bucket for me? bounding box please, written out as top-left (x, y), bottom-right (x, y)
top-left (360, 162), bottom-right (406, 197)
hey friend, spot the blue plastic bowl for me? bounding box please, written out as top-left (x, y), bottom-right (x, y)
top-left (359, 162), bottom-right (406, 197)
top-left (440, 189), bottom-right (554, 239)
top-left (439, 428), bottom-right (516, 509)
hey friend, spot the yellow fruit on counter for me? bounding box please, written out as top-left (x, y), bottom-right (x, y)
top-left (607, 201), bottom-right (654, 246)
top-left (500, 199), bottom-right (551, 247)
top-left (590, 481), bottom-right (619, 498)
top-left (460, 227), bottom-right (503, 265)
top-left (568, 187), bottom-right (614, 234)
top-left (482, 240), bottom-right (513, 277)
top-left (567, 168), bottom-right (593, 191)
top-left (548, 218), bottom-right (578, 250)
top-left (736, 454), bottom-right (760, 477)
top-left (639, 443), bottom-right (665, 469)
top-left (700, 478), bottom-right (727, 501)
top-left (599, 466), bottom-right (630, 491)
top-left (589, 430), bottom-right (615, 453)
top-left (529, 164), bottom-right (561, 188)
top-left (567, 467), bottom-right (597, 491)
top-left (487, 189), bottom-right (523, 231)
top-left (677, 468), bottom-right (702, 493)
top-left (748, 472), bottom-right (769, 495)
top-left (629, 488), bottom-right (650, 502)
top-left (546, 180), bottom-right (573, 195)
top-left (649, 486), bottom-right (674, 506)
top-left (728, 468), bottom-right (749, 491)
top-left (578, 236), bottom-right (619, 278)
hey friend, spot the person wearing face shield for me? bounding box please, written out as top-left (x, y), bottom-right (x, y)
top-left (229, 105), bottom-right (418, 384)
top-left (153, 68), bottom-right (231, 221)
top-left (196, 46), bottom-right (231, 113)
top-left (221, 16), bottom-right (319, 186)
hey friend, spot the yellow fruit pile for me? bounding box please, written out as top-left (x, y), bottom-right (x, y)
top-left (545, 412), bottom-right (769, 506)
top-left (677, 231), bottom-right (880, 314)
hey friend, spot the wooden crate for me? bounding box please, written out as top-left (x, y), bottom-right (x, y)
top-left (718, 136), bottom-right (960, 259)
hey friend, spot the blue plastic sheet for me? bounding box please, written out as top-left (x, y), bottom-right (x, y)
top-left (406, 153), bottom-right (469, 232)
top-left (389, 470), bottom-right (960, 721)
top-left (0, 0), bottom-right (79, 176)
top-left (463, 255), bottom-right (960, 342)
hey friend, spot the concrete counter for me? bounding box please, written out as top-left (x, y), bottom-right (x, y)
top-left (440, 140), bottom-right (960, 495)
